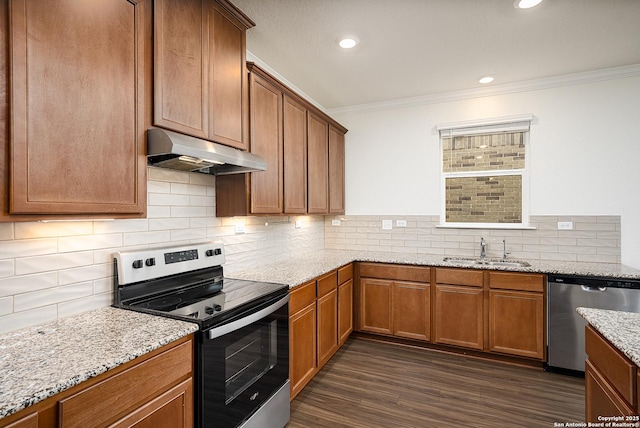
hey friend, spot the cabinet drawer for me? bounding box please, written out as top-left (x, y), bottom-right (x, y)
top-left (337, 263), bottom-right (353, 285)
top-left (359, 263), bottom-right (430, 282)
top-left (488, 272), bottom-right (544, 292)
top-left (317, 271), bottom-right (338, 297)
top-left (59, 340), bottom-right (192, 427)
top-left (289, 280), bottom-right (316, 313)
top-left (435, 268), bottom-right (483, 287)
top-left (585, 325), bottom-right (636, 405)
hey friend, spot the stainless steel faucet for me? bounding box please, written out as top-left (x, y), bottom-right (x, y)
top-left (502, 239), bottom-right (511, 260)
top-left (480, 237), bottom-right (487, 259)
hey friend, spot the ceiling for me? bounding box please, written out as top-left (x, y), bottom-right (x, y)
top-left (232, 0), bottom-right (640, 110)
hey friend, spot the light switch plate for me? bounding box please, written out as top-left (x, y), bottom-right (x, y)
top-left (558, 221), bottom-right (574, 230)
top-left (235, 222), bottom-right (245, 234)
top-left (295, 220), bottom-right (302, 229)
top-left (382, 220), bottom-right (393, 230)
top-left (331, 219), bottom-right (341, 226)
top-left (396, 220), bottom-right (407, 227)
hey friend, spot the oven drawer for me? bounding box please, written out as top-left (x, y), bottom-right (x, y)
top-left (59, 339), bottom-right (192, 427)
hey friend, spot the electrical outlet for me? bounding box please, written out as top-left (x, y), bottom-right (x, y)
top-left (558, 221), bottom-right (574, 230)
top-left (396, 220), bottom-right (407, 227)
top-left (295, 220), bottom-right (302, 229)
top-left (235, 222), bottom-right (245, 234)
top-left (331, 219), bottom-right (341, 226)
top-left (382, 220), bottom-right (393, 230)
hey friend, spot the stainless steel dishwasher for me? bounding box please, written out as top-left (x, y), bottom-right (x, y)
top-left (547, 274), bottom-right (640, 373)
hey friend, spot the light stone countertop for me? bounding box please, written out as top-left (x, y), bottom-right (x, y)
top-left (227, 249), bottom-right (640, 287)
top-left (577, 308), bottom-right (640, 367)
top-left (0, 307), bottom-right (198, 420)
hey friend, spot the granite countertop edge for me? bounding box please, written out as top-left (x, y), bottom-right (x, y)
top-left (226, 249), bottom-right (640, 288)
top-left (0, 307), bottom-right (199, 420)
top-left (577, 307), bottom-right (640, 366)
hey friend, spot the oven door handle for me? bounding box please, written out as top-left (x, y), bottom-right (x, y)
top-left (208, 294), bottom-right (289, 340)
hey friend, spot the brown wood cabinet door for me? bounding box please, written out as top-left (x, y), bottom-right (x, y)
top-left (283, 95), bottom-right (307, 214)
top-left (338, 279), bottom-right (353, 346)
top-left (0, 412), bottom-right (38, 428)
top-left (289, 302), bottom-right (317, 400)
top-left (328, 124), bottom-right (345, 214)
top-left (9, 0), bottom-right (146, 215)
top-left (434, 284), bottom-right (483, 350)
top-left (307, 111), bottom-right (329, 214)
top-left (109, 378), bottom-right (193, 428)
top-left (208, 1), bottom-right (247, 150)
top-left (360, 278), bottom-right (392, 335)
top-left (317, 289), bottom-right (339, 369)
top-left (489, 290), bottom-right (544, 360)
top-left (248, 72), bottom-right (283, 213)
top-left (585, 359), bottom-right (636, 423)
top-left (393, 281), bottom-right (430, 342)
top-left (154, 0), bottom-right (209, 139)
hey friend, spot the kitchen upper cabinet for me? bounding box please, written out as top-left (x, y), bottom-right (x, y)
top-left (328, 124), bottom-right (346, 214)
top-left (307, 111), bottom-right (329, 214)
top-left (283, 94), bottom-right (308, 214)
top-left (154, 0), bottom-right (253, 150)
top-left (2, 0), bottom-right (148, 219)
top-left (215, 63), bottom-right (348, 217)
top-left (488, 272), bottom-right (545, 360)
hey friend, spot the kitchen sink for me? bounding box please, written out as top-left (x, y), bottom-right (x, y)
top-left (443, 257), bottom-right (530, 268)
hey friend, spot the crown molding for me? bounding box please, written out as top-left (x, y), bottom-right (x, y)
top-left (327, 64), bottom-right (640, 115)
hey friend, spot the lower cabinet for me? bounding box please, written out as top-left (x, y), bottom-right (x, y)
top-left (585, 325), bottom-right (637, 421)
top-left (434, 283), bottom-right (483, 350)
top-left (359, 263), bottom-right (431, 341)
top-left (288, 264), bottom-right (353, 400)
top-left (488, 272), bottom-right (545, 360)
top-left (0, 335), bottom-right (194, 428)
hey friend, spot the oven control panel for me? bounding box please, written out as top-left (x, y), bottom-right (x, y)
top-left (114, 242), bottom-right (225, 285)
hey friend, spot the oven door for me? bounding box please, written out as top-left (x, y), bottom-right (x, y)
top-left (198, 293), bottom-right (289, 428)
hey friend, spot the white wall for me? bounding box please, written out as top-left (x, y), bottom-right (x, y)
top-left (330, 75), bottom-right (640, 269)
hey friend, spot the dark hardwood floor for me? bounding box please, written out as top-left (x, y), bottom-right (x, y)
top-left (288, 338), bottom-right (585, 428)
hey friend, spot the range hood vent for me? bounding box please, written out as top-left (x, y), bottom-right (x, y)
top-left (147, 128), bottom-right (267, 175)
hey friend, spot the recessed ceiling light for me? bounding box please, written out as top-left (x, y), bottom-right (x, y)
top-left (514, 0), bottom-right (543, 9)
top-left (479, 76), bottom-right (494, 84)
top-left (338, 38), bottom-right (357, 49)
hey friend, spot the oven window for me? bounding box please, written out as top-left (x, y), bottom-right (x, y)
top-left (225, 319), bottom-right (277, 404)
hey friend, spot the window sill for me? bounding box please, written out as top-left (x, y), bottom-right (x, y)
top-left (437, 223), bottom-right (537, 230)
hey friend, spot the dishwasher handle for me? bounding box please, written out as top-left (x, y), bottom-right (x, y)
top-left (581, 285), bottom-right (607, 292)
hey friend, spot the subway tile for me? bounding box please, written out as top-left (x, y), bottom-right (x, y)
top-left (189, 195), bottom-right (215, 207)
top-left (93, 277), bottom-right (113, 294)
top-left (0, 223), bottom-right (14, 240)
top-left (149, 217), bottom-right (190, 231)
top-left (576, 238), bottom-right (618, 248)
top-left (59, 263), bottom-right (112, 286)
top-left (148, 193), bottom-right (190, 206)
top-left (171, 206), bottom-right (207, 218)
top-left (540, 253), bottom-right (577, 262)
top-left (123, 230), bottom-right (171, 246)
top-left (16, 251), bottom-right (94, 276)
top-left (539, 237), bottom-right (577, 246)
top-left (14, 282), bottom-right (93, 312)
top-left (189, 172), bottom-right (216, 186)
top-left (58, 291), bottom-right (114, 319)
top-left (596, 216), bottom-right (621, 223)
top-left (0, 239), bottom-right (58, 260)
top-left (578, 254), bottom-right (618, 263)
top-left (417, 247), bottom-right (445, 255)
top-left (171, 228), bottom-right (207, 241)
top-left (14, 221), bottom-right (93, 239)
top-left (147, 180), bottom-right (171, 194)
top-left (147, 167), bottom-right (190, 183)
top-left (0, 272), bottom-right (58, 298)
top-left (523, 244), bottom-right (558, 253)
top-left (93, 219), bottom-right (148, 234)
top-left (575, 222), bottom-right (616, 231)
top-left (58, 234), bottom-right (123, 253)
top-left (0, 297), bottom-right (12, 316)
top-left (171, 182), bottom-right (207, 196)
top-left (0, 260), bottom-right (14, 279)
top-left (146, 205), bottom-right (171, 218)
top-left (0, 305), bottom-right (57, 334)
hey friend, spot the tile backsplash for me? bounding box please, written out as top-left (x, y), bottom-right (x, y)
top-left (325, 215), bottom-right (621, 263)
top-left (0, 167), bottom-right (324, 334)
top-left (0, 167), bottom-right (622, 334)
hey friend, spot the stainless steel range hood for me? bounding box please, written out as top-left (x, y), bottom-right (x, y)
top-left (147, 128), bottom-right (266, 175)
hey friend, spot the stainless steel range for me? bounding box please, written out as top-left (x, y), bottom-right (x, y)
top-left (113, 242), bottom-right (290, 428)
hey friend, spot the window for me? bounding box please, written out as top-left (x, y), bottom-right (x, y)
top-left (437, 115), bottom-right (532, 228)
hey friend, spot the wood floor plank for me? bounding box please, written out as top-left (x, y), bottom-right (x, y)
top-left (289, 338), bottom-right (585, 427)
